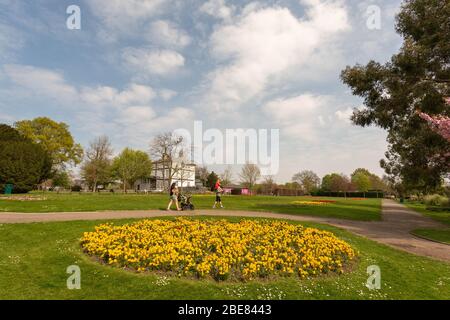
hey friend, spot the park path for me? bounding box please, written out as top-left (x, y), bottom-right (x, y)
top-left (0, 199), bottom-right (448, 262)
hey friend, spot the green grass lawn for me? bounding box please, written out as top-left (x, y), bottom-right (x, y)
top-left (411, 229), bottom-right (450, 245)
top-left (404, 201), bottom-right (450, 244)
top-left (404, 201), bottom-right (450, 226)
top-left (0, 216), bottom-right (448, 300)
top-left (0, 193), bottom-right (381, 221)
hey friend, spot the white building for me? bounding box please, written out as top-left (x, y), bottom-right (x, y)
top-left (135, 159), bottom-right (196, 191)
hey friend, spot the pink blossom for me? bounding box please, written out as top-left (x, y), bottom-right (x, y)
top-left (418, 112), bottom-right (450, 142)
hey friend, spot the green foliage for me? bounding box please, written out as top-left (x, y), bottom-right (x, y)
top-left (206, 171), bottom-right (219, 189)
top-left (52, 171), bottom-right (71, 189)
top-left (341, 0), bottom-right (450, 193)
top-left (14, 117), bottom-right (83, 171)
top-left (111, 148), bottom-right (152, 191)
top-left (321, 173), bottom-right (350, 192)
top-left (0, 124), bottom-right (52, 193)
top-left (423, 194), bottom-right (449, 207)
top-left (351, 172), bottom-right (371, 192)
top-left (292, 170), bottom-right (320, 194)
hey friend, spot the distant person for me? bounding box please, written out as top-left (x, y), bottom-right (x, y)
top-left (212, 179), bottom-right (224, 209)
top-left (167, 182), bottom-right (181, 211)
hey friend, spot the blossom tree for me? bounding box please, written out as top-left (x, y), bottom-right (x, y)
top-left (418, 97), bottom-right (450, 142)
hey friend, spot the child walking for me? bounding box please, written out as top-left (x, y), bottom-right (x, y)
top-left (212, 179), bottom-right (224, 208)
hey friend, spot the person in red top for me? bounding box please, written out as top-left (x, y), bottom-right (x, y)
top-left (213, 179), bottom-right (224, 208)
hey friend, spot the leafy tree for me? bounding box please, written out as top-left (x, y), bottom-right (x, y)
top-left (206, 171), bottom-right (219, 189)
top-left (81, 136), bottom-right (113, 192)
top-left (52, 170), bottom-right (71, 189)
top-left (351, 168), bottom-right (387, 191)
top-left (111, 148), bottom-right (152, 192)
top-left (351, 172), bottom-right (371, 192)
top-left (341, 0), bottom-right (450, 193)
top-left (292, 170), bottom-right (320, 194)
top-left (239, 163), bottom-right (261, 191)
top-left (14, 117), bottom-right (83, 171)
top-left (321, 173), bottom-right (350, 192)
top-left (0, 124), bottom-right (51, 193)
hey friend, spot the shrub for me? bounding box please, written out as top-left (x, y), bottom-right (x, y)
top-left (0, 124), bottom-right (52, 194)
top-left (71, 185), bottom-right (82, 192)
top-left (423, 194), bottom-right (449, 207)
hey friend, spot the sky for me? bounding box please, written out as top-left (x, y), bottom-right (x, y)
top-left (0, 0), bottom-right (404, 182)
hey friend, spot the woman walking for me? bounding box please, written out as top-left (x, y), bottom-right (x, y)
top-left (167, 182), bottom-right (181, 211)
top-left (212, 179), bottom-right (224, 209)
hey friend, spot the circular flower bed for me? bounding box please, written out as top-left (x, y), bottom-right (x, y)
top-left (81, 218), bottom-right (356, 281)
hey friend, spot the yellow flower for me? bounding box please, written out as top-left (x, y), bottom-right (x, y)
top-left (80, 218), bottom-right (356, 281)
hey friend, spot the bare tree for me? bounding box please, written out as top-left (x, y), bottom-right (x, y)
top-left (196, 165), bottom-right (209, 187)
top-left (220, 166), bottom-right (234, 186)
top-left (81, 136), bottom-right (113, 192)
top-left (150, 132), bottom-right (187, 191)
top-left (261, 175), bottom-right (276, 195)
top-left (239, 163), bottom-right (261, 191)
top-left (292, 170), bottom-right (320, 194)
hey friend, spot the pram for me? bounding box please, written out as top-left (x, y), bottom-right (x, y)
top-left (178, 193), bottom-right (195, 211)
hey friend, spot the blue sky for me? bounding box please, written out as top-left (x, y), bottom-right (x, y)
top-left (0, 0), bottom-right (404, 182)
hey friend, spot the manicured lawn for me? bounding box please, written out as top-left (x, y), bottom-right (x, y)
top-left (0, 217), bottom-right (449, 300)
top-left (404, 201), bottom-right (450, 244)
top-left (0, 193), bottom-right (381, 221)
top-left (404, 201), bottom-right (450, 226)
top-left (411, 228), bottom-right (450, 245)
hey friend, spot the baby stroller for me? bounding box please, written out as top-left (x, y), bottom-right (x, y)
top-left (178, 193), bottom-right (195, 211)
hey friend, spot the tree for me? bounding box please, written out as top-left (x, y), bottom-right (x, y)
top-left (239, 163), bottom-right (261, 191)
top-left (111, 148), bottom-right (152, 192)
top-left (418, 111), bottom-right (450, 142)
top-left (0, 124), bottom-right (51, 193)
top-left (81, 136), bottom-right (113, 192)
top-left (52, 170), bottom-right (71, 189)
top-left (195, 165), bottom-right (209, 187)
top-left (321, 173), bottom-right (350, 192)
top-left (206, 171), bottom-right (219, 189)
top-left (14, 117), bottom-right (83, 171)
top-left (351, 172), bottom-right (371, 192)
top-left (341, 0), bottom-right (450, 193)
top-left (351, 168), bottom-right (387, 191)
top-left (220, 166), bottom-right (234, 186)
top-left (150, 132), bottom-right (186, 191)
top-left (292, 170), bottom-right (320, 194)
top-left (261, 175), bottom-right (276, 194)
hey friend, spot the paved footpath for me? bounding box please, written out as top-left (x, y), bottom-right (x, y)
top-left (1, 199), bottom-right (448, 262)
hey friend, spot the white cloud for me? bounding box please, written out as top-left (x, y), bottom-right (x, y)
top-left (122, 48), bottom-right (185, 76)
top-left (115, 106), bottom-right (194, 147)
top-left (200, 0), bottom-right (235, 21)
top-left (263, 94), bottom-right (328, 140)
top-left (3, 64), bottom-right (77, 99)
top-left (202, 1), bottom-right (349, 112)
top-left (335, 107), bottom-right (353, 123)
top-left (87, 0), bottom-right (167, 41)
top-left (148, 20), bottom-right (191, 48)
top-left (80, 83), bottom-right (156, 108)
top-left (159, 89), bottom-right (178, 101)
